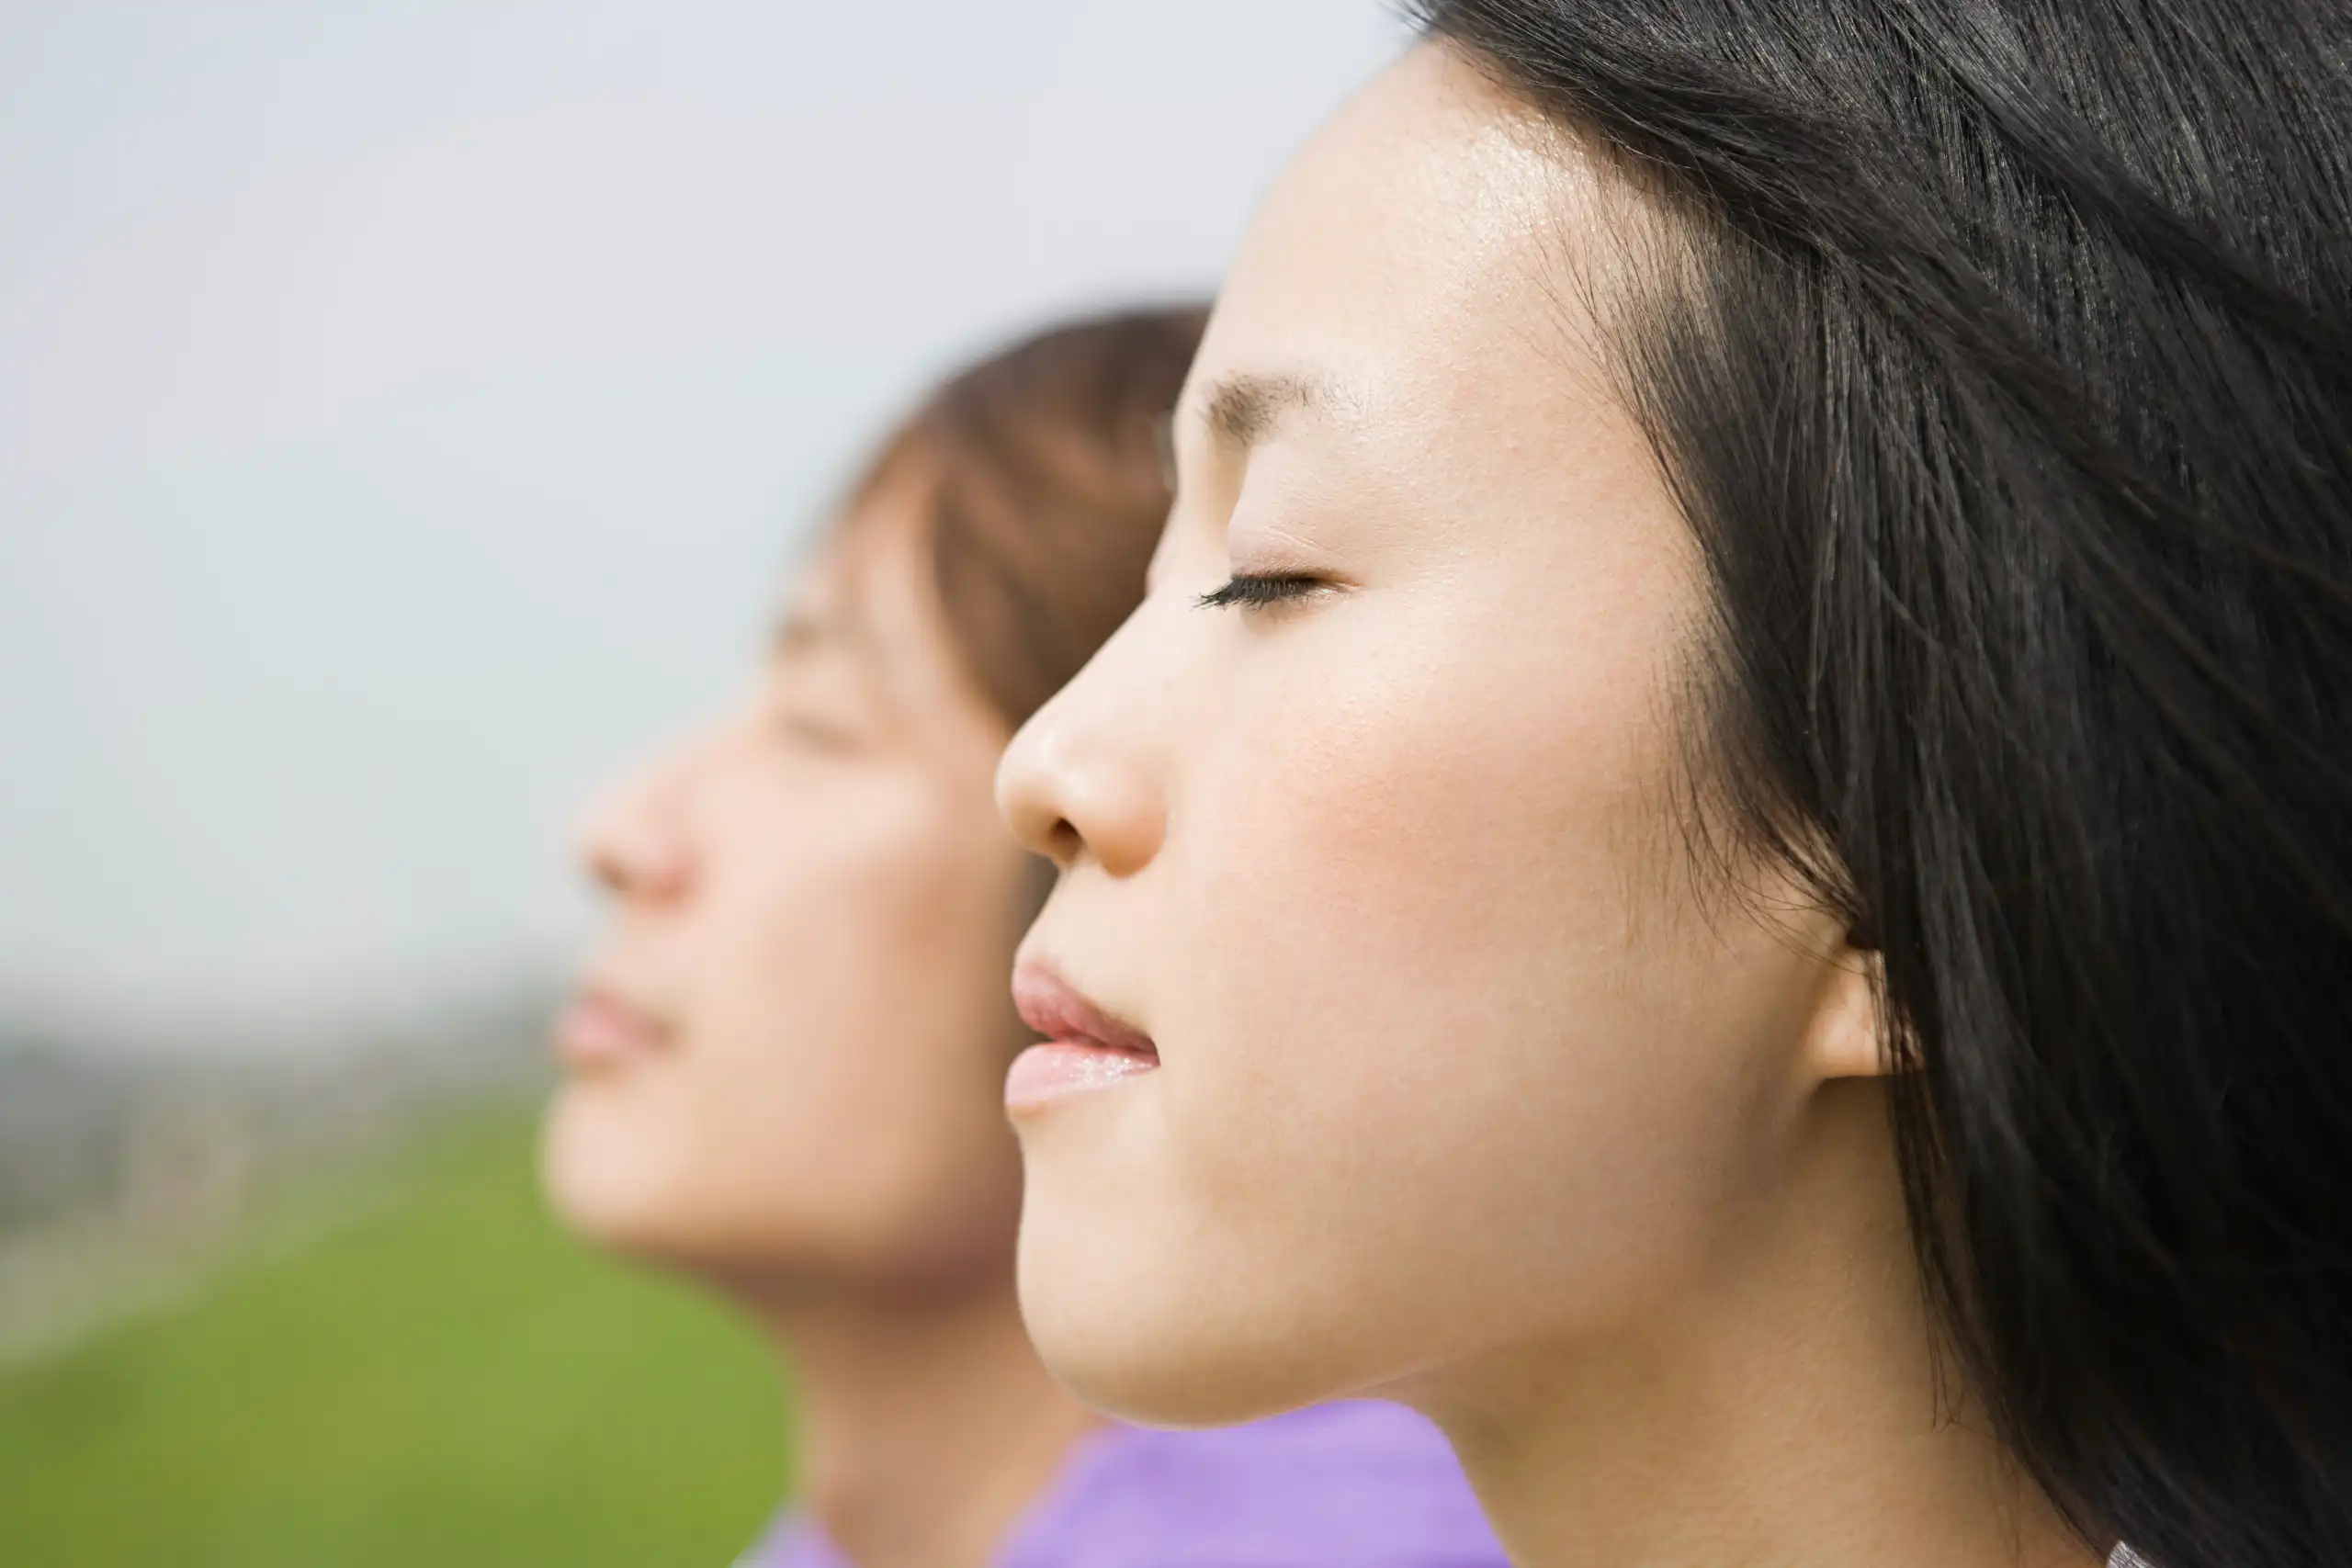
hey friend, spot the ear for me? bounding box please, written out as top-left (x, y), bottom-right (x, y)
top-left (1800, 936), bottom-right (1889, 1081)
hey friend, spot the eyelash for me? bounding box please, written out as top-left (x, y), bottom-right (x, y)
top-left (1194, 572), bottom-right (1327, 612)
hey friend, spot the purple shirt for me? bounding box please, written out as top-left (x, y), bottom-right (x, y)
top-left (745, 1401), bottom-right (1505, 1568)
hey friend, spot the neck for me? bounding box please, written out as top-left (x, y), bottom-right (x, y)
top-left (1415, 1082), bottom-right (2103, 1568)
top-left (754, 1277), bottom-right (1099, 1568)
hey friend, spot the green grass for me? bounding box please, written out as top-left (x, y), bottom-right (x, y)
top-left (0, 1108), bottom-right (786, 1567)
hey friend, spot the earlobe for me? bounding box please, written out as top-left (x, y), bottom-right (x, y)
top-left (1804, 941), bottom-right (1890, 1081)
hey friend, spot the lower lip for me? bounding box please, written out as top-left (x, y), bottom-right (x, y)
top-left (1005, 1042), bottom-right (1158, 1114)
top-left (554, 997), bottom-right (666, 1072)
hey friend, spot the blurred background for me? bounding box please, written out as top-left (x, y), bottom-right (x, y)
top-left (0, 3), bottom-right (1402, 1561)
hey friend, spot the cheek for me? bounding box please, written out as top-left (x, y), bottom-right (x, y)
top-left (569, 775), bottom-right (1030, 1280)
top-left (720, 795), bottom-right (1023, 1165)
top-left (708, 751), bottom-right (1025, 1021)
top-left (1161, 582), bottom-right (1808, 1338)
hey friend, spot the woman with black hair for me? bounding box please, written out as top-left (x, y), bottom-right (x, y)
top-left (992, 6), bottom-right (2351, 1567)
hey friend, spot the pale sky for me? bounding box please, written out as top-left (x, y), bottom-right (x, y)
top-left (0, 0), bottom-right (1408, 1038)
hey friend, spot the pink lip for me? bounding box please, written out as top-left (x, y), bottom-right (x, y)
top-left (1007, 964), bottom-right (1159, 1115)
top-left (554, 987), bottom-right (670, 1073)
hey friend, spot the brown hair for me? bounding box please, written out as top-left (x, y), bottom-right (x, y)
top-left (850, 305), bottom-right (1210, 728)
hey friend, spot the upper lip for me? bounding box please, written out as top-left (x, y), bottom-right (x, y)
top-left (1012, 962), bottom-right (1158, 1059)
top-left (570, 977), bottom-right (672, 1039)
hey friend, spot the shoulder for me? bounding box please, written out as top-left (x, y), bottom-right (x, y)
top-left (1004, 1403), bottom-right (1506, 1568)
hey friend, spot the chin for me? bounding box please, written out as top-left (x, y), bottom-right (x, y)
top-left (538, 1082), bottom-right (691, 1258)
top-left (1015, 1221), bottom-right (1381, 1430)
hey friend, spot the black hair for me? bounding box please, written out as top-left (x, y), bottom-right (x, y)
top-left (1410, 3), bottom-right (2352, 1563)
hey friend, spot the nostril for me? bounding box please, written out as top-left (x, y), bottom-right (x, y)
top-left (996, 705), bottom-right (1165, 876)
top-left (996, 750), bottom-right (1080, 862)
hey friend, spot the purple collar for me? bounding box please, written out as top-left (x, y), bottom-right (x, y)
top-left (746, 1400), bottom-right (1503, 1568)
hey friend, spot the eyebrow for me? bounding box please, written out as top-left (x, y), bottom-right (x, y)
top-left (1193, 369), bottom-right (1336, 451)
top-left (770, 608), bottom-right (838, 657)
top-left (770, 603), bottom-right (876, 668)
top-left (770, 587), bottom-right (908, 701)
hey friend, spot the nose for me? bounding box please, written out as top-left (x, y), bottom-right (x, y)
top-left (574, 739), bottom-right (699, 905)
top-left (996, 622), bottom-right (1169, 881)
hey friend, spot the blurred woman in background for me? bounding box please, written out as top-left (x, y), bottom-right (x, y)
top-left (995, 7), bottom-right (2352, 1568)
top-left (542, 307), bottom-right (1501, 1568)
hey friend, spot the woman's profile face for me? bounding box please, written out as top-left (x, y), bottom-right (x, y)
top-left (998, 44), bottom-right (1869, 1425)
top-left (544, 466), bottom-right (1035, 1294)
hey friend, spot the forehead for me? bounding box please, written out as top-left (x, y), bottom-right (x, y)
top-left (1192, 42), bottom-right (1633, 445)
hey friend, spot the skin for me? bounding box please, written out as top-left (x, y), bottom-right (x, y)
top-left (544, 468), bottom-right (1093, 1568)
top-left (997, 44), bottom-right (2097, 1568)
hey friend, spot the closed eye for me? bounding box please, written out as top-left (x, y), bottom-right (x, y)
top-left (774, 706), bottom-right (865, 751)
top-left (1195, 572), bottom-right (1328, 611)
